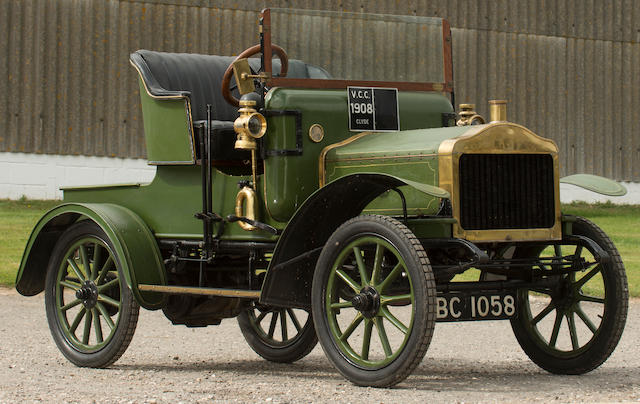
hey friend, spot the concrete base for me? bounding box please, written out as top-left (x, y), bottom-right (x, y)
top-left (0, 152), bottom-right (156, 200)
top-left (1, 152), bottom-right (639, 204)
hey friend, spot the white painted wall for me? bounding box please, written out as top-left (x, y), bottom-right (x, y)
top-left (1, 152), bottom-right (639, 203)
top-left (0, 152), bottom-right (156, 200)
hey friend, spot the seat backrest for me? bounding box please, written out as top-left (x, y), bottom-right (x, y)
top-left (132, 49), bottom-right (331, 122)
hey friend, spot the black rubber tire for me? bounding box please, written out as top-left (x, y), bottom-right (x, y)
top-left (510, 216), bottom-right (628, 374)
top-left (312, 215), bottom-right (436, 387)
top-left (45, 221), bottom-right (139, 368)
top-left (237, 303), bottom-right (317, 363)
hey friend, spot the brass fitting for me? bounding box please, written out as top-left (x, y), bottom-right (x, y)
top-left (489, 100), bottom-right (507, 122)
top-left (233, 99), bottom-right (267, 150)
top-left (456, 104), bottom-right (485, 126)
top-left (235, 186), bottom-right (258, 231)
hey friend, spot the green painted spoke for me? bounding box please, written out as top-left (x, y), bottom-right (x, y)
top-left (377, 262), bottom-right (403, 293)
top-left (60, 280), bottom-right (81, 291)
top-left (575, 265), bottom-right (602, 288)
top-left (268, 311), bottom-right (278, 338)
top-left (554, 245), bottom-right (562, 257)
top-left (92, 308), bottom-right (103, 343)
top-left (336, 269), bottom-right (361, 293)
top-left (96, 303), bottom-right (115, 330)
top-left (92, 243), bottom-right (102, 281)
top-left (67, 258), bottom-right (86, 282)
top-left (361, 319), bottom-right (373, 360)
top-left (380, 306), bottom-right (408, 334)
top-left (531, 300), bottom-right (556, 325)
top-left (567, 312), bottom-right (579, 349)
top-left (255, 310), bottom-right (268, 325)
top-left (287, 309), bottom-right (302, 332)
top-left (339, 312), bottom-right (364, 342)
top-left (579, 293), bottom-right (605, 304)
top-left (381, 294), bottom-right (412, 305)
top-left (575, 305), bottom-right (598, 334)
top-left (69, 308), bottom-right (87, 334)
top-left (373, 317), bottom-right (393, 357)
top-left (61, 299), bottom-right (82, 312)
top-left (97, 278), bottom-right (119, 292)
top-left (96, 256), bottom-right (114, 284)
top-left (353, 247), bottom-right (369, 287)
top-left (280, 310), bottom-right (288, 341)
top-left (79, 245), bottom-right (90, 280)
top-left (330, 300), bottom-right (354, 310)
top-left (549, 310), bottom-right (563, 348)
top-left (98, 294), bottom-right (120, 308)
top-left (82, 309), bottom-right (93, 344)
top-left (371, 243), bottom-right (385, 286)
top-left (573, 245), bottom-right (583, 259)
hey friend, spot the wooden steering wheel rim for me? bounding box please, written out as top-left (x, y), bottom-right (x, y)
top-left (221, 44), bottom-right (289, 107)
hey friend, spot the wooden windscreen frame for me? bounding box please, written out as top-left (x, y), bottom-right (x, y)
top-left (260, 8), bottom-right (454, 93)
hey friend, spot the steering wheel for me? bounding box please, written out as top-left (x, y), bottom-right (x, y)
top-left (221, 44), bottom-right (289, 107)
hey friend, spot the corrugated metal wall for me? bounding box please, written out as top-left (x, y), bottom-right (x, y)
top-left (2, 0), bottom-right (639, 180)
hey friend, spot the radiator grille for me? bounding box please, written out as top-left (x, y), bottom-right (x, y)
top-left (458, 154), bottom-right (555, 230)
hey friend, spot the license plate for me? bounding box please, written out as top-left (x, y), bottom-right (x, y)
top-left (436, 291), bottom-right (517, 322)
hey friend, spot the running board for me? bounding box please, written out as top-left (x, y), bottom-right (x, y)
top-left (138, 284), bottom-right (260, 299)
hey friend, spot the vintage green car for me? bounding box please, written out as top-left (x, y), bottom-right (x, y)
top-left (16, 9), bottom-right (628, 387)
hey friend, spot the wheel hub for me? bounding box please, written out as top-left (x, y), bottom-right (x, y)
top-left (76, 280), bottom-right (98, 309)
top-left (351, 286), bottom-right (380, 318)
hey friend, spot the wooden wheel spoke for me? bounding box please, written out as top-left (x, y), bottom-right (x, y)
top-left (92, 308), bottom-right (103, 343)
top-left (69, 308), bottom-right (86, 334)
top-left (381, 294), bottom-right (412, 305)
top-left (549, 310), bottom-right (564, 348)
top-left (92, 243), bottom-right (102, 281)
top-left (79, 245), bottom-right (90, 281)
top-left (280, 309), bottom-right (288, 341)
top-left (96, 303), bottom-right (115, 330)
top-left (61, 299), bottom-right (82, 312)
top-left (579, 293), bottom-right (605, 304)
top-left (361, 319), bottom-right (373, 360)
top-left (97, 278), bottom-right (119, 292)
top-left (373, 317), bottom-right (393, 357)
top-left (255, 310), bottom-right (268, 325)
top-left (96, 256), bottom-right (114, 285)
top-left (575, 305), bottom-right (598, 334)
top-left (287, 309), bottom-right (302, 332)
top-left (67, 258), bottom-right (86, 282)
top-left (353, 246), bottom-right (369, 287)
top-left (339, 313), bottom-right (364, 342)
top-left (336, 269), bottom-right (361, 293)
top-left (531, 301), bottom-right (556, 325)
top-left (377, 262), bottom-right (403, 293)
top-left (371, 243), bottom-right (385, 286)
top-left (268, 311), bottom-right (278, 338)
top-left (330, 301), bottom-right (354, 310)
top-left (575, 265), bottom-right (602, 289)
top-left (60, 280), bottom-right (81, 291)
top-left (98, 294), bottom-right (120, 308)
top-left (567, 312), bottom-right (579, 350)
top-left (380, 306), bottom-right (408, 334)
top-left (82, 308), bottom-right (93, 344)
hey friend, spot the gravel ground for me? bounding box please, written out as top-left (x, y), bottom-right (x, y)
top-left (0, 287), bottom-right (638, 403)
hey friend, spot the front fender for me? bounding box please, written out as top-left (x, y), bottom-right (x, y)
top-left (16, 203), bottom-right (166, 309)
top-left (560, 174), bottom-right (627, 196)
top-left (259, 173), bottom-right (447, 309)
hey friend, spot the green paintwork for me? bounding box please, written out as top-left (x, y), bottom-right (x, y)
top-left (560, 174), bottom-right (627, 196)
top-left (405, 217), bottom-right (456, 239)
top-left (326, 236), bottom-right (414, 368)
top-left (325, 126), bottom-right (469, 216)
top-left (263, 88), bottom-right (455, 222)
top-left (137, 80), bottom-right (195, 164)
top-left (16, 203), bottom-right (166, 309)
top-left (53, 236), bottom-right (123, 352)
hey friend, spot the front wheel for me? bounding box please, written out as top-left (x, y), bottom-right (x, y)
top-left (312, 215), bottom-right (436, 387)
top-left (45, 221), bottom-right (139, 368)
top-left (510, 216), bottom-right (628, 374)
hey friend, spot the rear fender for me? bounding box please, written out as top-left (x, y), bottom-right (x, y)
top-left (259, 173), bottom-right (448, 309)
top-left (16, 203), bottom-right (166, 309)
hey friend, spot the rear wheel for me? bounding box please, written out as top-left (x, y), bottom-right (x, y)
top-left (45, 221), bottom-right (139, 368)
top-left (237, 302), bottom-right (317, 363)
top-left (312, 215), bottom-right (436, 387)
top-left (510, 216), bottom-right (628, 374)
